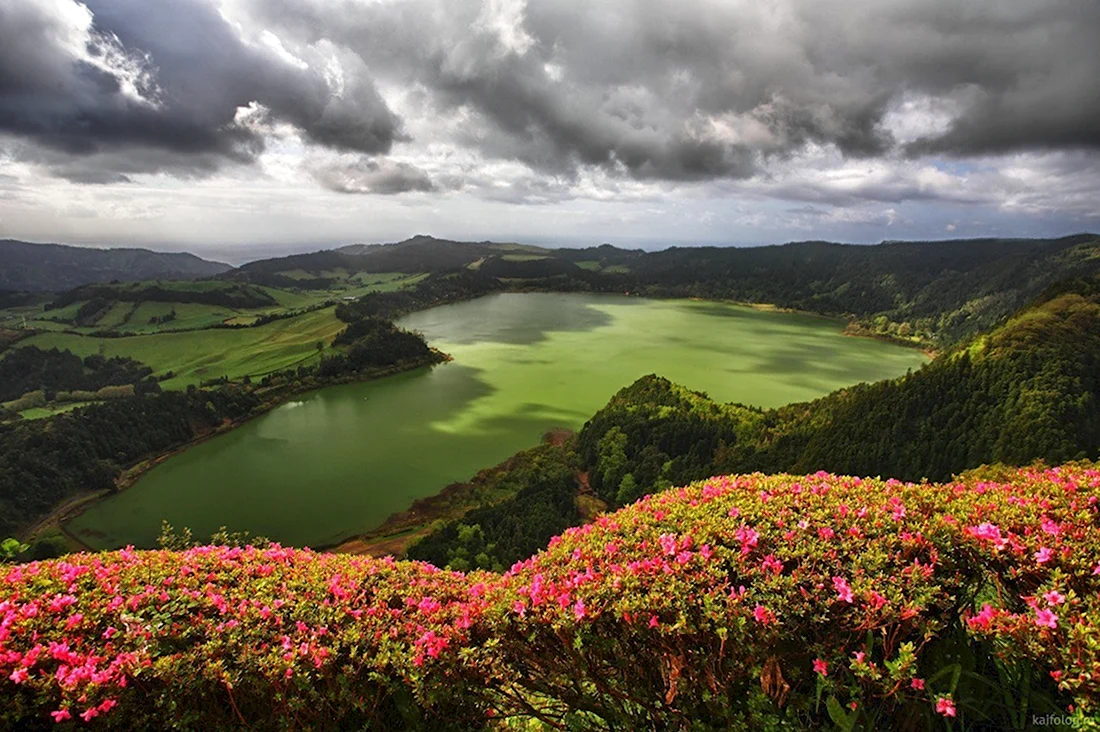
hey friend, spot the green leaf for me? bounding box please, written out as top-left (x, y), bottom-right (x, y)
top-left (826, 696), bottom-right (858, 732)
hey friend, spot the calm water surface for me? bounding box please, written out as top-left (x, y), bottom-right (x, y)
top-left (68, 293), bottom-right (928, 548)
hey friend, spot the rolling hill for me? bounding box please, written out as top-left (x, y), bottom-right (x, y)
top-left (0, 240), bottom-right (232, 292)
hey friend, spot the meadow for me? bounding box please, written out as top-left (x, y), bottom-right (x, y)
top-left (18, 307), bottom-right (346, 390)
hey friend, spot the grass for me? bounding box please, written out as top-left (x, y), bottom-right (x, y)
top-left (18, 401), bottom-right (96, 420)
top-left (17, 307), bottom-right (346, 389)
top-left (573, 261), bottom-right (630, 274)
top-left (500, 254), bottom-right (549, 262)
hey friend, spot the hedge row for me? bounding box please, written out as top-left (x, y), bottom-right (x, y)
top-left (3, 464), bottom-right (1100, 729)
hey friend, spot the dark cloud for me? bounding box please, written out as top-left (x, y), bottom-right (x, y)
top-left (0, 0), bottom-right (403, 181)
top-left (249, 0), bottom-right (1100, 177)
top-left (1, 0), bottom-right (1098, 191)
top-left (308, 157), bottom-right (436, 195)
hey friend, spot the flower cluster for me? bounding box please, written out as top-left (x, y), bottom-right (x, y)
top-left (3, 464), bottom-right (1100, 728)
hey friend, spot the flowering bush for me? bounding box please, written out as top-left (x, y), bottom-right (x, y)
top-left (3, 464), bottom-right (1100, 729)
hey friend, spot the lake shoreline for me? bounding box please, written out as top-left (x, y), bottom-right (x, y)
top-left (38, 291), bottom-right (930, 553)
top-left (21, 350), bottom-right (450, 549)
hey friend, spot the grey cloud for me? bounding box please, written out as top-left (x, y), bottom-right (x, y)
top-left (3, 0), bottom-right (1099, 193)
top-left (308, 157), bottom-right (436, 195)
top-left (0, 0), bottom-right (403, 181)
top-left (249, 0), bottom-right (1100, 179)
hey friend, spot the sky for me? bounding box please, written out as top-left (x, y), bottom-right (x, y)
top-left (1, 0), bottom-right (1098, 261)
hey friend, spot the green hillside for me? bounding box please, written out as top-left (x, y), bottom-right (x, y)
top-left (19, 307), bottom-right (346, 390)
top-left (0, 240), bottom-right (230, 292)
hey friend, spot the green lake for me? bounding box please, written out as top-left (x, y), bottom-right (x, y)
top-left (67, 293), bottom-right (928, 549)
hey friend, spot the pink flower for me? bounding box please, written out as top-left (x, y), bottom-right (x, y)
top-left (853, 651), bottom-right (866, 663)
top-left (753, 604), bottom-right (776, 625)
top-left (967, 603), bottom-right (998, 631)
top-left (50, 710), bottom-right (71, 723)
top-left (735, 526), bottom-right (760, 555)
top-left (817, 527), bottom-right (835, 541)
top-left (1035, 608), bottom-right (1058, 629)
top-left (80, 708), bottom-right (99, 723)
top-left (936, 696), bottom-right (956, 717)
top-left (812, 658), bottom-right (828, 676)
top-left (658, 533), bottom-right (678, 556)
top-left (648, 615), bottom-right (660, 628)
top-left (832, 576), bottom-right (854, 604)
top-left (1035, 547), bottom-right (1053, 564)
top-left (573, 599), bottom-right (587, 620)
top-left (1044, 590), bottom-right (1065, 605)
top-left (8, 667), bottom-right (28, 684)
top-left (761, 554), bottom-right (783, 575)
top-left (966, 522), bottom-right (1007, 550)
top-left (911, 678), bottom-right (925, 690)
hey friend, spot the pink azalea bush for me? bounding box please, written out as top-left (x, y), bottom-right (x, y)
top-left (3, 464), bottom-right (1100, 729)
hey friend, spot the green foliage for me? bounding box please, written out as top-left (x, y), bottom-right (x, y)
top-left (1, 537), bottom-right (28, 562)
top-left (48, 281), bottom-right (277, 311)
top-left (406, 443), bottom-right (580, 571)
top-left (0, 345), bottom-right (157, 402)
top-left (0, 386), bottom-right (262, 537)
top-left (158, 521), bottom-right (270, 550)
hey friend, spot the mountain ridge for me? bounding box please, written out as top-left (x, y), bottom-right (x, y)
top-left (0, 240), bottom-right (232, 293)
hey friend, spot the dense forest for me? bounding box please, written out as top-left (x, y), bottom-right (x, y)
top-left (0, 386), bottom-right (262, 540)
top-left (0, 305), bottom-right (441, 543)
top-left (408, 275), bottom-right (1100, 570)
top-left (405, 442), bottom-right (580, 571)
top-left (0, 347), bottom-right (159, 402)
top-left (48, 282), bottom-right (277, 310)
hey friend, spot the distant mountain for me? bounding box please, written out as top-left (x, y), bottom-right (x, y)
top-left (235, 232), bottom-right (1100, 346)
top-left (0, 240), bottom-right (232, 292)
top-left (233, 235), bottom-right (550, 283)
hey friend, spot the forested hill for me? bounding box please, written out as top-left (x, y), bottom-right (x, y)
top-left (583, 276), bottom-right (1100, 495)
top-left (10, 234), bottom-right (1099, 345)
top-left (620, 233), bottom-right (1100, 345)
top-left (231, 233), bottom-right (1100, 346)
top-left (408, 275), bottom-right (1100, 571)
top-left (0, 240), bottom-right (231, 292)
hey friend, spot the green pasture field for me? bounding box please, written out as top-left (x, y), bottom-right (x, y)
top-left (16, 307), bottom-right (346, 390)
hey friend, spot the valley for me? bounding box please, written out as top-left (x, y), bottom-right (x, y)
top-left (64, 292), bottom-right (926, 549)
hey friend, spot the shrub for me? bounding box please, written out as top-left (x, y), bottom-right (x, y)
top-left (2, 465), bottom-right (1100, 729)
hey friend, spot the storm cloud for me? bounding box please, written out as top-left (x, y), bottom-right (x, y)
top-left (0, 0), bottom-right (403, 180)
top-left (0, 0), bottom-right (1097, 247)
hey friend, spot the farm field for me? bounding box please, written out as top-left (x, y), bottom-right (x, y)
top-left (17, 306), bottom-right (346, 390)
top-left (0, 273), bottom-right (427, 339)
